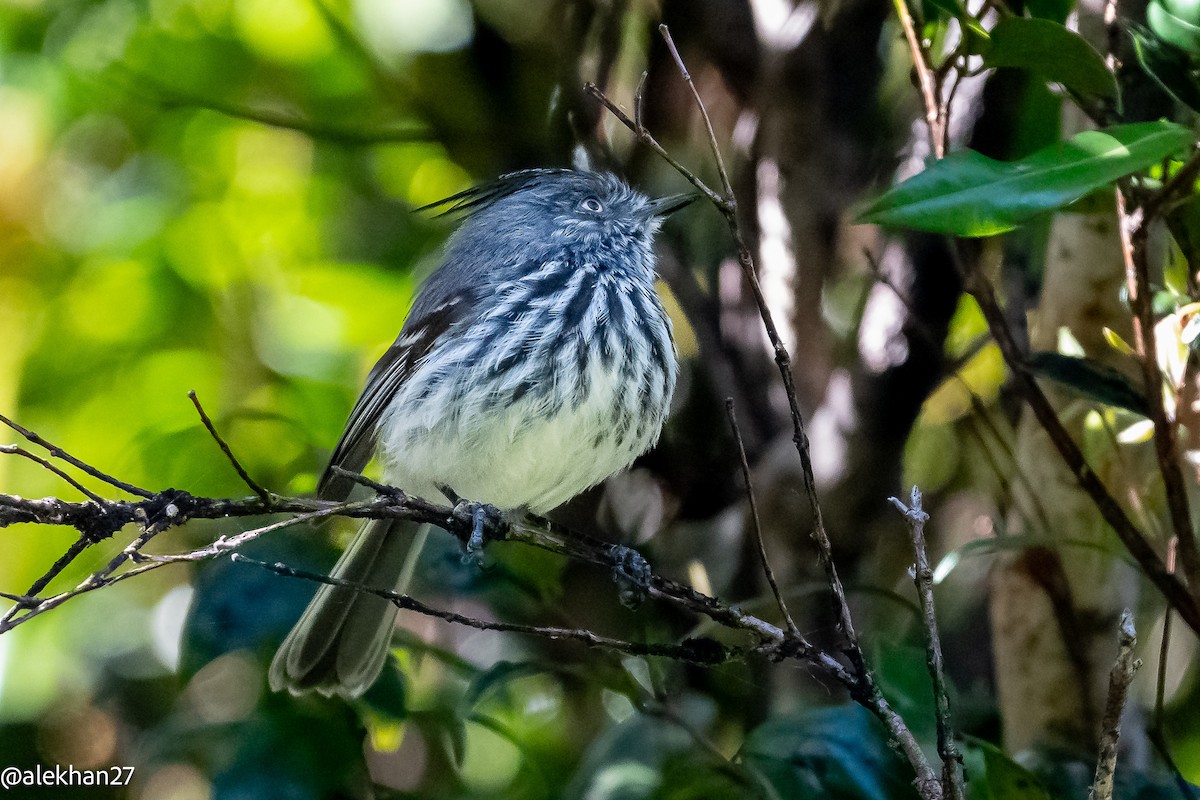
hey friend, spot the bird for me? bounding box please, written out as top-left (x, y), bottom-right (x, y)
top-left (269, 168), bottom-right (693, 698)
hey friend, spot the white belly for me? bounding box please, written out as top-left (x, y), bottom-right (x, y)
top-left (376, 350), bottom-right (668, 514)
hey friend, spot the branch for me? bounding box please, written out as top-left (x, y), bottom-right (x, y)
top-left (1117, 181), bottom-right (1200, 590)
top-left (727, 399), bottom-right (799, 637)
top-left (891, 487), bottom-right (965, 800)
top-left (588, 27), bottom-right (942, 798)
top-left (892, 0), bottom-right (945, 157)
top-left (0, 413), bottom-right (153, 498)
top-left (189, 390), bottom-right (270, 502)
top-left (958, 253), bottom-right (1200, 634)
top-left (231, 553), bottom-right (745, 664)
top-left (1088, 610), bottom-right (1141, 800)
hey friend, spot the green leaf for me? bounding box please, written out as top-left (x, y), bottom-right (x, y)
top-left (1025, 0), bottom-right (1072, 22)
top-left (1026, 352), bottom-right (1150, 416)
top-left (740, 705), bottom-right (922, 800)
top-left (983, 18), bottom-right (1118, 100)
top-left (857, 122), bottom-right (1194, 236)
top-left (960, 736), bottom-right (1053, 800)
top-left (1150, 0), bottom-right (1200, 55)
top-left (1132, 24), bottom-right (1200, 111)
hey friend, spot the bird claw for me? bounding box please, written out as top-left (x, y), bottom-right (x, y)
top-left (609, 545), bottom-right (651, 608)
top-left (451, 499), bottom-right (504, 565)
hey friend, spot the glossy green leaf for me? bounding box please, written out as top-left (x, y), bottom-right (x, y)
top-left (857, 122), bottom-right (1194, 236)
top-left (961, 737), bottom-right (1053, 800)
top-left (1150, 0), bottom-right (1200, 55)
top-left (1132, 24), bottom-right (1200, 111)
top-left (1026, 352), bottom-right (1150, 416)
top-left (983, 18), bottom-right (1117, 100)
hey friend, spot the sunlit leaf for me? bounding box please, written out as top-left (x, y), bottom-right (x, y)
top-left (1102, 326), bottom-right (1137, 356)
top-left (1117, 418), bottom-right (1157, 443)
top-left (857, 122), bottom-right (1194, 236)
top-left (1155, 311), bottom-right (1191, 388)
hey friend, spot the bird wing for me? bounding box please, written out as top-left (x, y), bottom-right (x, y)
top-left (316, 295), bottom-right (469, 501)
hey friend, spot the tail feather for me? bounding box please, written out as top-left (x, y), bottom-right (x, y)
top-left (269, 519), bottom-right (429, 698)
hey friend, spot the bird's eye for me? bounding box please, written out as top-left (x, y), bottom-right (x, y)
top-left (580, 197), bottom-right (604, 213)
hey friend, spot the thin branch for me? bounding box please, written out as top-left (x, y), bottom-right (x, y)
top-left (231, 553), bottom-right (742, 664)
top-left (1141, 146), bottom-right (1200, 222)
top-left (1, 444), bottom-right (104, 503)
top-left (1088, 610), bottom-right (1141, 800)
top-left (726, 399), bottom-right (798, 636)
top-left (188, 391), bottom-right (271, 503)
top-left (658, 25), bottom-right (734, 197)
top-left (891, 487), bottom-right (965, 800)
top-left (590, 30), bottom-right (942, 798)
top-left (0, 412), bottom-right (154, 498)
top-left (955, 245), bottom-right (1200, 634)
top-left (892, 0), bottom-right (945, 157)
top-left (1117, 184), bottom-right (1200, 590)
top-left (584, 83), bottom-right (726, 208)
top-left (1155, 539), bottom-right (1177, 730)
top-left (1147, 540), bottom-right (1197, 800)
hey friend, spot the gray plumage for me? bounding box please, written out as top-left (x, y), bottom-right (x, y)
top-left (270, 169), bottom-right (690, 698)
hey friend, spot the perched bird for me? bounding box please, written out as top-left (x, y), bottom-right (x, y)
top-left (269, 168), bottom-right (692, 698)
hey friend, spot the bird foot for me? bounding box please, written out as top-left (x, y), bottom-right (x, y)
top-left (450, 499), bottom-right (505, 565)
top-left (609, 545), bottom-right (651, 609)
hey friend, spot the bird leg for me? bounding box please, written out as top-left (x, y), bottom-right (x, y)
top-left (608, 545), bottom-right (651, 608)
top-left (439, 484), bottom-right (504, 564)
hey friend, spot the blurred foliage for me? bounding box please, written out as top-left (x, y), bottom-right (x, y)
top-left (2, 0), bottom-right (1200, 799)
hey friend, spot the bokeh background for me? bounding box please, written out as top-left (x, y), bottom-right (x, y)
top-left (1, 0), bottom-right (1199, 798)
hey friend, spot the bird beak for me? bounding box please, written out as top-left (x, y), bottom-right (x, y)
top-left (648, 192), bottom-right (700, 218)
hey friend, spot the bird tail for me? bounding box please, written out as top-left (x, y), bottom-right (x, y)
top-left (269, 519), bottom-right (430, 698)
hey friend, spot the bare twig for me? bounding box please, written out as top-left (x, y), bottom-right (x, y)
top-left (891, 0), bottom-right (945, 157)
top-left (1, 444), bottom-right (104, 503)
top-left (1148, 540), bottom-right (1197, 800)
top-left (1155, 539), bottom-right (1177, 729)
top-left (891, 487), bottom-right (965, 800)
top-left (188, 391), bottom-right (271, 503)
top-left (726, 399), bottom-right (799, 636)
top-left (590, 29), bottom-right (942, 797)
top-left (657, 25), bottom-right (734, 196)
top-left (1088, 610), bottom-right (1141, 800)
top-left (0, 412), bottom-right (153, 498)
top-left (231, 553), bottom-right (742, 664)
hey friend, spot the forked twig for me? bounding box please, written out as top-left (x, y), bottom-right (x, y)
top-left (0, 412), bottom-right (153, 498)
top-left (891, 487), bottom-right (965, 800)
